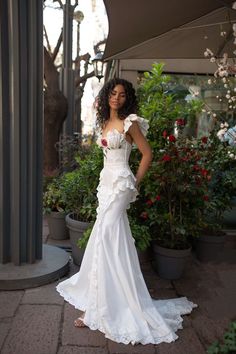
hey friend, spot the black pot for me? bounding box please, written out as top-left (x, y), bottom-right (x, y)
top-left (66, 213), bottom-right (92, 265)
top-left (152, 243), bottom-right (191, 280)
top-left (47, 211), bottom-right (68, 240)
top-left (195, 232), bottom-right (226, 262)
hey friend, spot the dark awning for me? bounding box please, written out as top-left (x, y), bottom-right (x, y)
top-left (103, 0), bottom-right (236, 62)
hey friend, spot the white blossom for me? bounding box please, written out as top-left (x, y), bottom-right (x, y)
top-left (233, 2), bottom-right (236, 10)
top-left (221, 31), bottom-right (227, 37)
top-left (204, 48), bottom-right (214, 57)
top-left (210, 57), bottom-right (216, 63)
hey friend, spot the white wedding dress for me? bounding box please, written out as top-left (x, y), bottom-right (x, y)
top-left (56, 114), bottom-right (197, 345)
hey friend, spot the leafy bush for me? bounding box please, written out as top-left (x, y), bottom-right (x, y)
top-left (43, 175), bottom-right (67, 214)
top-left (207, 321), bottom-right (236, 354)
top-left (60, 143), bottom-right (103, 222)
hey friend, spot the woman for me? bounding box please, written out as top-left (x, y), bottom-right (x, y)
top-left (56, 78), bottom-right (197, 345)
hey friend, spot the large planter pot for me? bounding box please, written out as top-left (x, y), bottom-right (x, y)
top-left (152, 243), bottom-right (192, 280)
top-left (136, 247), bottom-right (152, 265)
top-left (222, 197), bottom-right (236, 228)
top-left (66, 213), bottom-right (92, 266)
top-left (47, 211), bottom-right (68, 240)
top-left (195, 232), bottom-right (226, 262)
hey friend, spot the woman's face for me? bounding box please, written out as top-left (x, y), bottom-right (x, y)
top-left (108, 84), bottom-right (126, 111)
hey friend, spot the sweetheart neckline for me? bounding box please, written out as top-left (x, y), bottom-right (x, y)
top-left (101, 128), bottom-right (124, 140)
top-left (100, 128), bottom-right (132, 147)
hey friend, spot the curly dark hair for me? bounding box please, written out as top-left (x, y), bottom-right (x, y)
top-left (96, 78), bottom-right (138, 128)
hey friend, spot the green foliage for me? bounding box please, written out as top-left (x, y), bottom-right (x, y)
top-left (129, 217), bottom-right (152, 251)
top-left (59, 144), bottom-right (103, 222)
top-left (133, 62), bottom-right (236, 248)
top-left (137, 62), bottom-right (203, 153)
top-left (133, 63), bottom-right (205, 249)
top-left (202, 131), bottom-right (236, 224)
top-left (43, 175), bottom-right (67, 214)
top-left (77, 224), bottom-right (94, 249)
top-left (207, 321), bottom-right (236, 354)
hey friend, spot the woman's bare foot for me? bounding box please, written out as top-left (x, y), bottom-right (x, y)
top-left (74, 313), bottom-right (86, 327)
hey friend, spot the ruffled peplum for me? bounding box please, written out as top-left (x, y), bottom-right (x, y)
top-left (96, 165), bottom-right (138, 215)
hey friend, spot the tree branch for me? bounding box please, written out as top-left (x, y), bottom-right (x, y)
top-left (94, 39), bottom-right (106, 54)
top-left (52, 29), bottom-right (63, 62)
top-left (75, 71), bottom-right (94, 87)
top-left (72, 0), bottom-right (78, 10)
top-left (43, 25), bottom-right (52, 54)
top-left (44, 46), bottom-right (60, 92)
top-left (53, 0), bottom-right (63, 8)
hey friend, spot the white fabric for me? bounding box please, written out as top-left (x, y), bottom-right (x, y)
top-left (56, 114), bottom-right (197, 345)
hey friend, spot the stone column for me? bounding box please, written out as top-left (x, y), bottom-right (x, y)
top-left (0, 0), bottom-right (69, 289)
top-left (0, 0), bottom-right (43, 265)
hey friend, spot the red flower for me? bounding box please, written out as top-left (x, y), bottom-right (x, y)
top-left (146, 199), bottom-right (153, 206)
top-left (101, 138), bottom-right (108, 147)
top-left (200, 168), bottom-right (208, 178)
top-left (203, 195), bottom-right (209, 201)
top-left (168, 134), bottom-right (176, 142)
top-left (162, 130), bottom-right (168, 139)
top-left (181, 156), bottom-right (189, 162)
top-left (201, 136), bottom-right (208, 144)
top-left (155, 195), bottom-right (161, 201)
top-left (162, 154), bottom-right (171, 162)
top-left (193, 164), bottom-right (200, 171)
top-left (140, 211), bottom-right (148, 219)
top-left (176, 118), bottom-right (185, 126)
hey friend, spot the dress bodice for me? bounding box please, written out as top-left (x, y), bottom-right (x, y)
top-left (96, 114), bottom-right (149, 166)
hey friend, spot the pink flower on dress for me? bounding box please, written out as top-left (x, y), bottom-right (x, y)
top-left (101, 138), bottom-right (108, 147)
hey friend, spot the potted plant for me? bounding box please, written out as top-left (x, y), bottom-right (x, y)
top-left (135, 63), bottom-right (206, 279)
top-left (43, 176), bottom-right (68, 240)
top-left (141, 133), bottom-right (211, 278)
top-left (61, 144), bottom-right (103, 265)
top-left (195, 128), bottom-right (236, 262)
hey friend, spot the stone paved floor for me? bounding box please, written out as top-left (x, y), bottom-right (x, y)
top-left (0, 220), bottom-right (236, 354)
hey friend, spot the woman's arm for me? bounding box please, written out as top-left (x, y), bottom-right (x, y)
top-left (127, 121), bottom-right (153, 187)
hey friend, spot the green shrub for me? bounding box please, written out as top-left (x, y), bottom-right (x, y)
top-left (207, 321), bottom-right (236, 354)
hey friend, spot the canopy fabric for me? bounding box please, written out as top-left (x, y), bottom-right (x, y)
top-left (103, 0), bottom-right (236, 62)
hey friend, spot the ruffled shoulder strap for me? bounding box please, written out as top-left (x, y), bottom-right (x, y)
top-left (123, 114), bottom-right (149, 137)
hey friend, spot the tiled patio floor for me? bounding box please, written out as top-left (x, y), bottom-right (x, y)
top-left (0, 219), bottom-right (235, 354)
